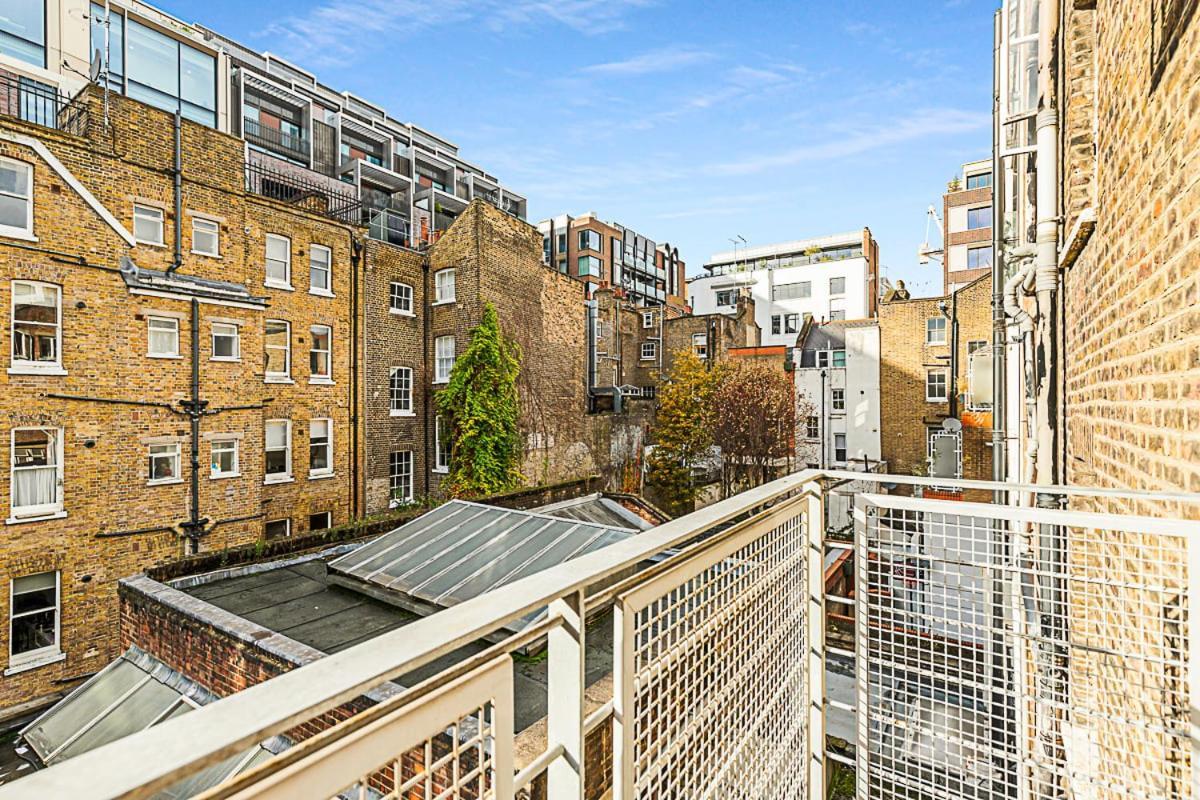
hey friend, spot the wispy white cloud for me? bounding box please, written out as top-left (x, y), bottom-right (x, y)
top-left (712, 108), bottom-right (990, 175)
top-left (260, 0), bottom-right (654, 68)
top-left (581, 47), bottom-right (714, 76)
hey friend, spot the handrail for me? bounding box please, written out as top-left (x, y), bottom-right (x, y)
top-left (5, 468), bottom-right (1198, 799)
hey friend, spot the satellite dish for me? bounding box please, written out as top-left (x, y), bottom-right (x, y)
top-left (942, 417), bottom-right (963, 433)
top-left (90, 49), bottom-right (102, 83)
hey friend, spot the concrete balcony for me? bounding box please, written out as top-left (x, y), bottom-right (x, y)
top-left (2, 470), bottom-right (1194, 800)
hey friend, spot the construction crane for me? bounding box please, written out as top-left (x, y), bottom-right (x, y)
top-left (918, 204), bottom-right (944, 264)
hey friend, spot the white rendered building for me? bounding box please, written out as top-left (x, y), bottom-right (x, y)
top-left (794, 319), bottom-right (881, 471)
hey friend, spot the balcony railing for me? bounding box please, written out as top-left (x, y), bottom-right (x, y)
top-left (0, 72), bottom-right (88, 135)
top-left (243, 116), bottom-right (309, 162)
top-left (3, 470), bottom-right (1196, 800)
top-left (245, 160), bottom-right (361, 224)
top-left (366, 208), bottom-right (412, 247)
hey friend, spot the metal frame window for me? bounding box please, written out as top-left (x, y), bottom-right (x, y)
top-left (968, 339), bottom-right (989, 355)
top-left (389, 282), bottom-right (413, 315)
top-left (967, 205), bottom-right (992, 230)
top-left (147, 442), bottom-right (181, 485)
top-left (828, 309), bottom-right (846, 321)
top-left (578, 229), bottom-right (601, 252)
top-left (434, 336), bottom-right (455, 383)
top-left (132, 204), bottom-right (164, 246)
top-left (434, 416), bottom-right (450, 473)
top-left (0, 157), bottom-right (33, 238)
top-left (265, 234), bottom-right (292, 288)
top-left (0, 2), bottom-right (46, 67)
top-left (965, 172), bottom-right (992, 190)
top-left (124, 16), bottom-right (216, 126)
top-left (191, 217), bottom-right (219, 257)
top-left (832, 388), bottom-right (845, 411)
top-left (926, 368), bottom-right (949, 402)
top-left (640, 342), bottom-right (657, 360)
top-left (309, 324), bottom-right (331, 381)
top-left (772, 281), bottom-right (811, 301)
top-left (389, 366), bottom-right (412, 415)
top-left (829, 276), bottom-right (846, 295)
top-left (389, 450), bottom-right (413, 506)
top-left (9, 572), bottom-right (60, 669)
top-left (264, 419), bottom-right (291, 482)
top-left (11, 280), bottom-right (61, 371)
top-left (309, 244), bottom-right (332, 295)
top-left (577, 255), bottom-right (603, 277)
top-left (210, 437), bottom-right (238, 478)
top-left (264, 320), bottom-right (290, 380)
top-left (147, 316), bottom-right (179, 358)
top-left (926, 316), bottom-right (947, 344)
top-left (831, 349), bottom-right (846, 367)
top-left (966, 245), bottom-right (992, 268)
top-left (308, 419), bottom-right (332, 477)
top-left (715, 289), bottom-right (737, 306)
top-left (211, 322), bottom-right (240, 361)
top-left (10, 427), bottom-right (62, 519)
top-left (434, 269), bottom-right (455, 304)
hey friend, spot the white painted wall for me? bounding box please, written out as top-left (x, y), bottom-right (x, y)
top-left (794, 324), bottom-right (881, 469)
top-left (689, 257), bottom-right (871, 347)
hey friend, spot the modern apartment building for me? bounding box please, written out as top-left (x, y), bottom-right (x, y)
top-left (0, 0), bottom-right (526, 247)
top-left (942, 159), bottom-right (993, 292)
top-left (794, 319), bottom-right (881, 472)
top-left (688, 228), bottom-right (881, 347)
top-left (537, 212), bottom-right (688, 312)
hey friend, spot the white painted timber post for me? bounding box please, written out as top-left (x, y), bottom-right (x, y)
top-left (548, 591), bottom-right (585, 798)
top-left (805, 481), bottom-right (826, 798)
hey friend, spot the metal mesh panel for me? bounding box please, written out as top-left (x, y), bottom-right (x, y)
top-left (856, 497), bottom-right (1190, 800)
top-left (616, 502), bottom-right (808, 799)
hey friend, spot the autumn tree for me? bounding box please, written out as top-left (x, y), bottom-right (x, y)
top-left (711, 361), bottom-right (800, 496)
top-left (435, 302), bottom-right (523, 497)
top-left (645, 351), bottom-right (721, 516)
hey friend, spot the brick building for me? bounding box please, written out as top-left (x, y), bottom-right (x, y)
top-left (0, 88), bottom-right (362, 710)
top-left (878, 276), bottom-right (992, 494)
top-left (941, 159), bottom-right (993, 293)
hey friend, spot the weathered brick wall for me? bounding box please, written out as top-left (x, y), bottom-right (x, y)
top-left (878, 277), bottom-right (992, 490)
top-left (0, 89), bottom-right (357, 709)
top-left (1060, 1), bottom-right (1200, 514)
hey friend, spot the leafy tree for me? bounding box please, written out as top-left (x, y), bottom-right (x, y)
top-left (435, 302), bottom-right (523, 497)
top-left (645, 351), bottom-right (721, 516)
top-left (711, 361), bottom-right (801, 496)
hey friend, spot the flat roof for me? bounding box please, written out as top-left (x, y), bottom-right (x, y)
top-left (706, 230), bottom-right (865, 266)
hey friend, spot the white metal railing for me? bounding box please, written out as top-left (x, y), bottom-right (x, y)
top-left (1, 470), bottom-right (1196, 800)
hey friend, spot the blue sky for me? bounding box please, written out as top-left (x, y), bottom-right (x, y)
top-left (176, 0), bottom-right (995, 298)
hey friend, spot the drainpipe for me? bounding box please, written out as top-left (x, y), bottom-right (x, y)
top-left (991, 8), bottom-right (1007, 496)
top-left (422, 255), bottom-right (432, 499)
top-left (819, 368), bottom-right (827, 470)
top-left (349, 235), bottom-right (363, 519)
top-left (179, 297), bottom-right (208, 553)
top-left (168, 111), bottom-right (183, 274)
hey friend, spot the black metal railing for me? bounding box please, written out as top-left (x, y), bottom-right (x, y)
top-left (245, 160), bottom-right (361, 223)
top-left (243, 117), bottom-right (309, 162)
top-left (0, 72), bottom-right (89, 135)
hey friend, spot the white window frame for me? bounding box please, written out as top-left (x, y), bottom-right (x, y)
top-left (926, 316), bottom-right (948, 345)
top-left (926, 368), bottom-right (949, 402)
top-left (146, 315), bottom-right (180, 358)
top-left (147, 442), bottom-right (182, 485)
top-left (309, 324), bottom-right (332, 383)
top-left (389, 282), bottom-right (414, 316)
top-left (308, 418), bottom-right (333, 478)
top-left (264, 319), bottom-right (291, 382)
top-left (389, 366), bottom-right (413, 416)
top-left (309, 511), bottom-right (332, 532)
top-left (817, 351), bottom-right (830, 369)
top-left (833, 433), bottom-right (848, 464)
top-left (434, 269), bottom-right (456, 304)
top-left (928, 428), bottom-right (964, 485)
top-left (309, 244), bottom-right (333, 296)
top-left (805, 415), bottom-right (820, 440)
top-left (211, 322), bottom-right (240, 361)
top-left (640, 342), bottom-right (657, 361)
top-left (264, 419), bottom-right (292, 483)
top-left (9, 571), bottom-right (61, 670)
top-left (264, 518), bottom-right (291, 539)
top-left (265, 234), bottom-right (292, 289)
top-left (389, 450), bottom-right (413, 506)
top-left (692, 332), bottom-right (707, 359)
top-left (434, 415), bottom-right (450, 473)
top-left (0, 158), bottom-right (34, 240)
top-left (10, 280), bottom-right (63, 374)
top-left (831, 388), bottom-right (845, 412)
top-left (210, 437), bottom-right (239, 479)
top-left (434, 335), bottom-right (455, 384)
top-left (191, 216), bottom-right (220, 257)
top-left (642, 311), bottom-right (655, 329)
top-left (829, 276), bottom-right (846, 296)
top-left (133, 204), bottom-right (164, 246)
top-left (9, 427), bottom-right (63, 521)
